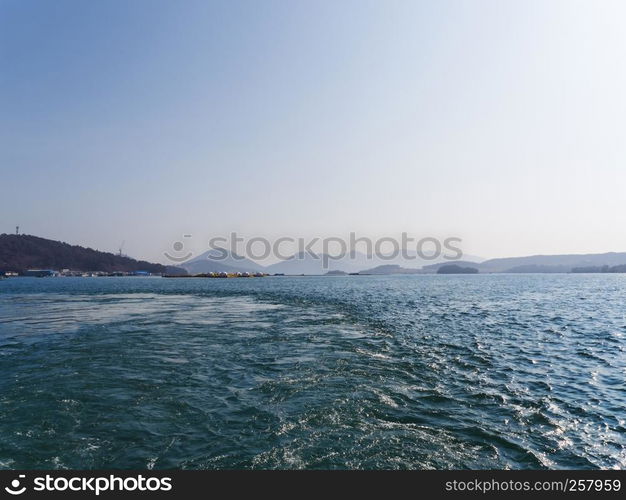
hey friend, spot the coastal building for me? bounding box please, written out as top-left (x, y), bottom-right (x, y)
top-left (23, 269), bottom-right (58, 277)
top-left (131, 270), bottom-right (151, 276)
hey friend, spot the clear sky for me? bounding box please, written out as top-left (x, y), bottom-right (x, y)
top-left (2, 0), bottom-right (626, 263)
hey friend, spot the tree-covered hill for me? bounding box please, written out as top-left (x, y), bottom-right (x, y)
top-left (0, 234), bottom-right (184, 274)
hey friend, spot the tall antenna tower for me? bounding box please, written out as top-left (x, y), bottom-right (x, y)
top-left (119, 241), bottom-right (125, 257)
top-left (16, 226), bottom-right (19, 235)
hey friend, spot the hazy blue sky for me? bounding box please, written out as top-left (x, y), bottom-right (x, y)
top-left (2, 0), bottom-right (625, 262)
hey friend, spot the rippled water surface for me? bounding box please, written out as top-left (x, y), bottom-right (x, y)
top-left (1, 275), bottom-right (625, 469)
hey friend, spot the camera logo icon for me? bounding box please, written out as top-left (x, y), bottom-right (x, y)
top-left (163, 234), bottom-right (193, 262)
top-left (5, 475), bottom-right (26, 495)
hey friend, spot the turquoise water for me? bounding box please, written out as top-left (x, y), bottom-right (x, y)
top-left (0, 275), bottom-right (625, 469)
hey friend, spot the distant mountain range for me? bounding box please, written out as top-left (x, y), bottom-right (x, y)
top-left (180, 249), bottom-right (484, 275)
top-left (422, 252), bottom-right (626, 274)
top-left (180, 250), bottom-right (361, 275)
top-left (0, 234), bottom-right (185, 275)
top-left (357, 264), bottom-right (423, 275)
top-left (181, 249), bottom-right (626, 275)
top-left (4, 234), bottom-right (626, 276)
top-left (180, 249), bottom-right (266, 274)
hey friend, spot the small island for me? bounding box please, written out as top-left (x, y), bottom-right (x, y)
top-left (437, 264), bottom-right (479, 274)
